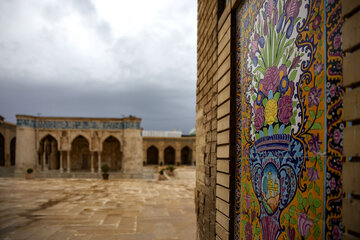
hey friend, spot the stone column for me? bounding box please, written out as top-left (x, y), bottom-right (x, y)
top-left (42, 151), bottom-right (46, 171)
top-left (37, 151), bottom-right (41, 170)
top-left (175, 144), bottom-right (181, 166)
top-left (59, 151), bottom-right (63, 173)
top-left (143, 145), bottom-right (147, 165)
top-left (67, 151), bottom-right (70, 173)
top-left (44, 140), bottom-right (49, 171)
top-left (91, 151), bottom-right (94, 173)
top-left (159, 148), bottom-right (164, 165)
top-left (98, 151), bottom-right (102, 173)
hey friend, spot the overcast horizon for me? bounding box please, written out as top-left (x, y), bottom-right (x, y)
top-left (0, 0), bottom-right (197, 133)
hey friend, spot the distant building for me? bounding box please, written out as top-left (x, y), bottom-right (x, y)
top-left (0, 115), bottom-right (195, 177)
top-left (0, 116), bottom-right (16, 167)
top-left (142, 129), bottom-right (196, 166)
top-left (14, 115), bottom-right (143, 176)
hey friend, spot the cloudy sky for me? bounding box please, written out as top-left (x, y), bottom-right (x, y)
top-left (0, 0), bottom-right (197, 133)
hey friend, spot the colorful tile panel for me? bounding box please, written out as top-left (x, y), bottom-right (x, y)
top-left (234, 0), bottom-right (344, 239)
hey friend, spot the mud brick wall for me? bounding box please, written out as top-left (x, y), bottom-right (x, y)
top-left (342, 0), bottom-right (360, 238)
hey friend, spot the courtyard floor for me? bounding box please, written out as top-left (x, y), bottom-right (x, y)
top-left (0, 168), bottom-right (196, 240)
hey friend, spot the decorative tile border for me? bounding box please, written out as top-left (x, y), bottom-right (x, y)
top-left (17, 119), bottom-right (140, 130)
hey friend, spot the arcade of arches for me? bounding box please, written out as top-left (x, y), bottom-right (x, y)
top-left (143, 136), bottom-right (195, 166)
top-left (15, 115), bottom-right (142, 174)
top-left (37, 134), bottom-right (122, 173)
top-left (2, 115), bottom-right (195, 174)
top-left (0, 118), bottom-right (16, 167)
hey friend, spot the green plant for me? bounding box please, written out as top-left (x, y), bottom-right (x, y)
top-left (159, 169), bottom-right (164, 175)
top-left (26, 168), bottom-right (33, 174)
top-left (101, 164), bottom-right (109, 173)
top-left (167, 166), bottom-right (175, 172)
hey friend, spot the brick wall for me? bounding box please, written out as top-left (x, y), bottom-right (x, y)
top-left (342, 0), bottom-right (360, 238)
top-left (196, 1), bottom-right (236, 239)
top-left (195, 0), bottom-right (219, 239)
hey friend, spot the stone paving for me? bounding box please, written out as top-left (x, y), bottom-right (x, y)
top-left (0, 170), bottom-right (196, 240)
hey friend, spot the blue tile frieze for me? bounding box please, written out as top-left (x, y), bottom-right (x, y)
top-left (16, 119), bottom-right (140, 130)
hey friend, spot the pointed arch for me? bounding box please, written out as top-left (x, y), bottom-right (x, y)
top-left (39, 134), bottom-right (59, 170)
top-left (147, 145), bottom-right (159, 165)
top-left (101, 135), bottom-right (121, 171)
top-left (0, 133), bottom-right (4, 166)
top-left (181, 146), bottom-right (192, 165)
top-left (10, 137), bottom-right (16, 166)
top-left (164, 146), bottom-right (175, 165)
top-left (70, 134), bottom-right (90, 147)
top-left (71, 135), bottom-right (90, 171)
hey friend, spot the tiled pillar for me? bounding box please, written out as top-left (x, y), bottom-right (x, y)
top-left (67, 151), bottom-right (71, 173)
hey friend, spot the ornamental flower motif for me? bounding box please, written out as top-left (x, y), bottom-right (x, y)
top-left (308, 87), bottom-right (322, 108)
top-left (278, 95), bottom-right (293, 124)
top-left (329, 177), bottom-right (336, 190)
top-left (259, 37), bottom-right (265, 48)
top-left (314, 63), bottom-right (323, 75)
top-left (277, 13), bottom-right (285, 33)
top-left (298, 212), bottom-right (313, 237)
top-left (312, 15), bottom-right (321, 30)
top-left (332, 226), bottom-right (341, 240)
top-left (285, 81), bottom-right (295, 97)
top-left (291, 56), bottom-right (300, 69)
top-left (307, 167), bottom-right (319, 181)
top-left (333, 129), bottom-right (341, 144)
top-left (287, 226), bottom-right (295, 240)
top-left (262, 66), bottom-right (280, 96)
top-left (265, 99), bottom-right (278, 125)
top-left (284, 0), bottom-right (302, 23)
top-left (279, 76), bottom-right (289, 94)
top-left (256, 92), bottom-right (264, 106)
top-left (245, 222), bottom-right (253, 240)
top-left (284, 0), bottom-right (302, 38)
top-left (334, 34), bottom-right (342, 50)
top-left (255, 106), bottom-right (265, 131)
top-left (309, 134), bottom-right (322, 153)
top-left (329, 84), bottom-right (337, 97)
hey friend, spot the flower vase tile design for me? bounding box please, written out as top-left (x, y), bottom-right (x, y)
top-left (236, 0), bottom-right (326, 239)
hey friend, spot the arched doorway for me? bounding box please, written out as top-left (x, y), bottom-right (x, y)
top-left (164, 146), bottom-right (175, 165)
top-left (181, 146), bottom-right (192, 165)
top-left (147, 146), bottom-right (159, 165)
top-left (101, 136), bottom-right (121, 171)
top-left (39, 135), bottom-right (59, 170)
top-left (0, 134), bottom-right (4, 166)
top-left (71, 136), bottom-right (90, 171)
top-left (10, 137), bottom-right (16, 166)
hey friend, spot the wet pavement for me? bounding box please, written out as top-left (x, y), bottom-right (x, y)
top-left (0, 169), bottom-right (196, 240)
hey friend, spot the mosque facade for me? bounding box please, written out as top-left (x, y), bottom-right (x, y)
top-left (15, 115), bottom-right (143, 176)
top-left (0, 115), bottom-right (195, 177)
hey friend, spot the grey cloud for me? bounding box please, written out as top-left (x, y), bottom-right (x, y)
top-left (0, 79), bottom-right (195, 132)
top-left (0, 0), bottom-right (196, 133)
